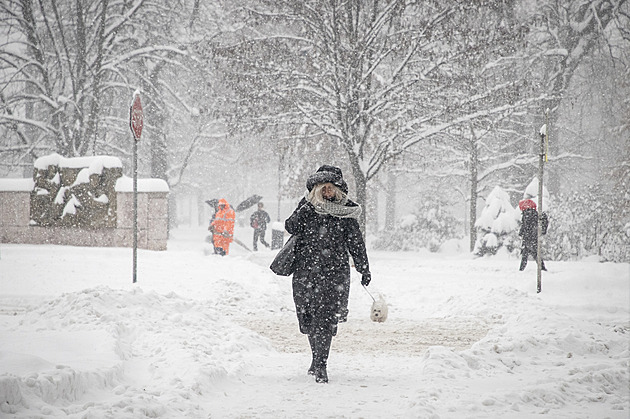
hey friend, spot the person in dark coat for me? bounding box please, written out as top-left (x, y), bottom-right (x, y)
top-left (518, 199), bottom-right (548, 271)
top-left (250, 202), bottom-right (271, 251)
top-left (285, 165), bottom-right (371, 383)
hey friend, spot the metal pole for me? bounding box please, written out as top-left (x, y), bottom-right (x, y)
top-left (277, 150), bottom-right (284, 221)
top-left (537, 111), bottom-right (548, 293)
top-left (277, 158), bottom-right (282, 221)
top-left (133, 137), bottom-right (138, 283)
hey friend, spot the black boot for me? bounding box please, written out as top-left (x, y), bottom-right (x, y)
top-left (541, 260), bottom-right (547, 271)
top-left (519, 257), bottom-right (527, 271)
top-left (315, 366), bottom-right (328, 383)
top-left (314, 333), bottom-right (332, 383)
top-left (307, 335), bottom-right (316, 375)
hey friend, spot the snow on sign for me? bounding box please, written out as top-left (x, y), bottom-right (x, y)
top-left (129, 92), bottom-right (143, 140)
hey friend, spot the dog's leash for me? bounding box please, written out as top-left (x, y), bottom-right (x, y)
top-left (354, 270), bottom-right (377, 302)
top-left (362, 284), bottom-right (376, 302)
top-left (353, 268), bottom-right (377, 302)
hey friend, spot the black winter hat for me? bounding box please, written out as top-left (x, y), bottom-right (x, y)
top-left (306, 165), bottom-right (348, 194)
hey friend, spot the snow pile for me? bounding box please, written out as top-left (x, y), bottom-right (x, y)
top-left (115, 176), bottom-right (169, 193)
top-left (432, 288), bottom-right (628, 413)
top-left (1, 286), bottom-right (272, 417)
top-left (523, 176), bottom-right (550, 208)
top-left (33, 153), bottom-right (122, 170)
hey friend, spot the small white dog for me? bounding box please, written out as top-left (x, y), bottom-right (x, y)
top-left (370, 297), bottom-right (388, 322)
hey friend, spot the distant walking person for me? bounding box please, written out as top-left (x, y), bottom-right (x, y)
top-left (250, 202), bottom-right (271, 251)
top-left (210, 199), bottom-right (235, 256)
top-left (518, 199), bottom-right (548, 271)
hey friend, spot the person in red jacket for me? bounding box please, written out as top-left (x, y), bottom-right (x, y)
top-left (518, 199), bottom-right (548, 271)
top-left (210, 199), bottom-right (235, 256)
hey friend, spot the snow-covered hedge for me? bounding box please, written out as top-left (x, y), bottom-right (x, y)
top-left (546, 187), bottom-right (629, 263)
top-left (373, 201), bottom-right (462, 252)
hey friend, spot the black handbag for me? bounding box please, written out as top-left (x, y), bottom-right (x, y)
top-left (270, 235), bottom-right (297, 276)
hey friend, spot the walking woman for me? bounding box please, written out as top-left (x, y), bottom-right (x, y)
top-left (285, 165), bottom-right (371, 383)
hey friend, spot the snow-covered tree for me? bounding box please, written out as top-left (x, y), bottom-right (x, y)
top-left (527, 0), bottom-right (627, 122)
top-left (350, 0), bottom-right (543, 246)
top-left (522, 176), bottom-right (550, 206)
top-left (0, 0), bottom-right (241, 227)
top-left (395, 0), bottom-right (629, 252)
top-left (474, 186), bottom-right (520, 256)
top-left (208, 1), bottom-right (545, 228)
top-left (523, 0), bottom-right (629, 193)
top-left (0, 1), bottom-right (196, 162)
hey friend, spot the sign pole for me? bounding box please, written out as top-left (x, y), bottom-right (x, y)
top-left (129, 91), bottom-right (143, 284)
top-left (537, 110), bottom-right (549, 293)
top-left (133, 137), bottom-right (138, 283)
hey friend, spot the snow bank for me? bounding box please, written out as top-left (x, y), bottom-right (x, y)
top-left (0, 286), bottom-right (273, 416)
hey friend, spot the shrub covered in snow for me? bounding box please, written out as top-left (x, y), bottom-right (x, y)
top-left (474, 186), bottom-right (520, 256)
top-left (373, 201), bottom-right (462, 252)
top-left (546, 186), bottom-right (629, 262)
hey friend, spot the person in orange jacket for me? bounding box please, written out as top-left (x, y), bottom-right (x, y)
top-left (210, 199), bottom-right (235, 256)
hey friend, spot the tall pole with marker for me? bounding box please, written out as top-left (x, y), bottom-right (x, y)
top-left (129, 91), bottom-right (143, 284)
top-left (537, 109), bottom-right (549, 293)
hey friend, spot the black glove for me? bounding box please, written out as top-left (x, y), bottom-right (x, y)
top-left (361, 272), bottom-right (371, 287)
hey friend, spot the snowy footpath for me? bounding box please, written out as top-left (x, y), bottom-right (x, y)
top-left (0, 227), bottom-right (628, 418)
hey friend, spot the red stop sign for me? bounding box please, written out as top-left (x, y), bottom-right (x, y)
top-left (130, 93), bottom-right (143, 140)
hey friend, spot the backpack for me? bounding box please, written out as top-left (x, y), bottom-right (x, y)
top-left (541, 212), bottom-right (549, 235)
top-left (250, 213), bottom-right (259, 229)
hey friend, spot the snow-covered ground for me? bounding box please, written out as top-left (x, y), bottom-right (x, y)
top-left (0, 227), bottom-right (628, 418)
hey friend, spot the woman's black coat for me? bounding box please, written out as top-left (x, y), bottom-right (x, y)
top-left (285, 198), bottom-right (369, 336)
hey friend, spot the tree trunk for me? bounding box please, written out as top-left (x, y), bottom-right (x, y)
top-left (348, 154), bottom-right (367, 234)
top-left (385, 171), bottom-right (396, 232)
top-left (197, 193), bottom-right (206, 227)
top-left (143, 63), bottom-right (168, 181)
top-left (84, 0), bottom-right (108, 155)
top-left (539, 0), bottom-right (620, 192)
top-left (469, 126), bottom-right (479, 252)
top-left (151, 132), bottom-right (168, 181)
top-left (168, 193), bottom-right (178, 229)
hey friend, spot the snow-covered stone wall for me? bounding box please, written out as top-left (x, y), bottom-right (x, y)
top-left (0, 154), bottom-right (169, 251)
top-left (30, 153), bottom-right (123, 228)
